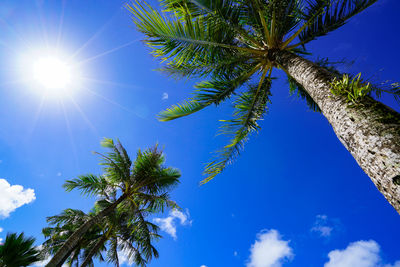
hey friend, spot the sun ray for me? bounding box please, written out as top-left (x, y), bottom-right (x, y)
top-left (69, 14), bottom-right (117, 60)
top-left (35, 0), bottom-right (50, 49)
top-left (77, 39), bottom-right (139, 65)
top-left (61, 100), bottom-right (80, 170)
top-left (81, 85), bottom-right (137, 115)
top-left (0, 79), bottom-right (27, 88)
top-left (0, 39), bottom-right (21, 56)
top-left (57, 0), bottom-right (67, 48)
top-left (81, 77), bottom-right (141, 89)
top-left (0, 18), bottom-right (33, 52)
top-left (80, 86), bottom-right (176, 134)
top-left (67, 95), bottom-right (100, 137)
top-left (26, 96), bottom-right (46, 141)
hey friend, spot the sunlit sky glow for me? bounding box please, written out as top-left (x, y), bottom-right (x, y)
top-left (0, 1), bottom-right (399, 267)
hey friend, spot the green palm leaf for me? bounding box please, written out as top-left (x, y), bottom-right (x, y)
top-left (298, 0), bottom-right (377, 46)
top-left (202, 72), bottom-right (272, 184)
top-left (159, 62), bottom-right (260, 121)
top-left (0, 233), bottom-right (41, 267)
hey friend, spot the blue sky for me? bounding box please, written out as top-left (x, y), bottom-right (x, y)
top-left (0, 0), bottom-right (399, 266)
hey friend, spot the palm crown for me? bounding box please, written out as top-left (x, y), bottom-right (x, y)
top-left (127, 0), bottom-right (377, 183)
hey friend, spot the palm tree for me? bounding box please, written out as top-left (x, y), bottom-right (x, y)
top-left (42, 209), bottom-right (106, 266)
top-left (79, 189), bottom-right (162, 267)
top-left (0, 232), bottom-right (41, 266)
top-left (46, 138), bottom-right (180, 267)
top-left (127, 0), bottom-right (400, 213)
top-left (43, 206), bottom-right (158, 267)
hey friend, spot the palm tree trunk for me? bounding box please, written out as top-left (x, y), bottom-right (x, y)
top-left (46, 193), bottom-right (128, 267)
top-left (80, 233), bottom-right (108, 267)
top-left (56, 244), bottom-right (78, 267)
top-left (274, 50), bottom-right (400, 214)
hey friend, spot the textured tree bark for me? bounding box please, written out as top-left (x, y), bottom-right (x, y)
top-left (46, 193), bottom-right (127, 267)
top-left (80, 233), bottom-right (108, 267)
top-left (274, 50), bottom-right (400, 214)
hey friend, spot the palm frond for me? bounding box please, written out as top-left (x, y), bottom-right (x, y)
top-left (158, 62), bottom-right (261, 121)
top-left (63, 174), bottom-right (107, 197)
top-left (0, 233), bottom-right (41, 266)
top-left (298, 0), bottom-right (377, 46)
top-left (201, 71), bottom-right (272, 184)
top-left (372, 81), bottom-right (400, 105)
top-left (158, 54), bottom-right (252, 79)
top-left (127, 0), bottom-right (257, 69)
top-left (158, 100), bottom-right (206, 121)
top-left (160, 0), bottom-right (262, 47)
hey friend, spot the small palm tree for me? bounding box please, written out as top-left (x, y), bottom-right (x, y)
top-left (42, 209), bottom-right (106, 266)
top-left (127, 0), bottom-right (400, 213)
top-left (46, 138), bottom-right (180, 267)
top-left (79, 191), bottom-right (162, 267)
top-left (0, 232), bottom-right (41, 267)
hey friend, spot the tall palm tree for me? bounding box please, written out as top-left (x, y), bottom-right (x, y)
top-left (46, 138), bottom-right (180, 267)
top-left (127, 0), bottom-right (400, 213)
top-left (0, 232), bottom-right (41, 266)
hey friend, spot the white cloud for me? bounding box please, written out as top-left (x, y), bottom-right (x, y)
top-left (153, 209), bottom-right (192, 240)
top-left (234, 251), bottom-right (238, 257)
top-left (324, 240), bottom-right (400, 267)
top-left (0, 178), bottom-right (36, 218)
top-left (118, 249), bottom-right (133, 266)
top-left (57, 172), bottom-right (62, 177)
top-left (325, 240), bottom-right (379, 267)
top-left (200, 265), bottom-right (207, 267)
top-left (0, 227), bottom-right (3, 232)
top-left (154, 216), bottom-right (176, 238)
top-left (247, 229), bottom-right (293, 267)
top-left (162, 92), bottom-right (168, 100)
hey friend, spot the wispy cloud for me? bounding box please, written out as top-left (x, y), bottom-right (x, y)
top-left (162, 92), bottom-right (168, 100)
top-left (247, 229), bottom-right (293, 267)
top-left (0, 178), bottom-right (36, 218)
top-left (153, 209), bottom-right (192, 240)
top-left (311, 214), bottom-right (341, 238)
top-left (324, 240), bottom-right (400, 267)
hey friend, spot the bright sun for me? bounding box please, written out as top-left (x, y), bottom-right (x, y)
top-left (21, 49), bottom-right (80, 98)
top-left (33, 57), bottom-right (71, 90)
